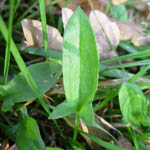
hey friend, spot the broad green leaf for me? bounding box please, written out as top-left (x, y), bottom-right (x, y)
top-left (49, 101), bottom-right (77, 119)
top-left (63, 7), bottom-right (99, 111)
top-left (0, 62), bottom-right (61, 112)
top-left (16, 116), bottom-right (45, 150)
top-left (79, 104), bottom-right (94, 125)
top-left (50, 7), bottom-right (99, 124)
top-left (119, 82), bottom-right (150, 127)
top-left (110, 4), bottom-right (128, 22)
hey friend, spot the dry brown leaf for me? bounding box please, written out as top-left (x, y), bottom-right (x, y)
top-left (118, 136), bottom-right (133, 150)
top-left (114, 20), bottom-right (150, 46)
top-left (9, 144), bottom-right (17, 150)
top-left (112, 0), bottom-right (128, 5)
top-left (1, 139), bottom-right (9, 150)
top-left (62, 8), bottom-right (73, 29)
top-left (89, 10), bottom-right (120, 60)
top-left (21, 19), bottom-right (62, 51)
top-left (58, 0), bottom-right (108, 14)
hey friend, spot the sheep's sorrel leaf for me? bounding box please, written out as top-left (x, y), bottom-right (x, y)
top-left (63, 7), bottom-right (99, 111)
top-left (119, 82), bottom-right (150, 127)
top-left (16, 116), bottom-right (45, 150)
top-left (49, 7), bottom-right (99, 124)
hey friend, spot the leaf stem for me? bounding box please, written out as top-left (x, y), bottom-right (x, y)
top-left (73, 112), bottom-right (80, 143)
top-left (128, 127), bottom-right (139, 150)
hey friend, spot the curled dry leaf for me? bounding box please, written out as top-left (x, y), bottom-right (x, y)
top-left (58, 0), bottom-right (108, 15)
top-left (62, 8), bottom-right (120, 60)
top-left (21, 19), bottom-right (62, 51)
top-left (112, 0), bottom-right (128, 5)
top-left (89, 10), bottom-right (120, 60)
top-left (114, 20), bottom-right (150, 46)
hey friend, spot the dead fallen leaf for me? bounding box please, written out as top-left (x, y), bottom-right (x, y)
top-left (9, 144), bottom-right (17, 150)
top-left (147, 146), bottom-right (150, 150)
top-left (89, 10), bottom-right (120, 60)
top-left (114, 20), bottom-right (150, 46)
top-left (62, 8), bottom-right (73, 29)
top-left (118, 136), bottom-right (133, 150)
top-left (1, 139), bottom-right (9, 150)
top-left (21, 19), bottom-right (62, 51)
top-left (112, 0), bottom-right (128, 5)
top-left (58, 0), bottom-right (108, 15)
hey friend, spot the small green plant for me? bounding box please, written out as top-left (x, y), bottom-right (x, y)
top-left (2, 1), bottom-right (150, 149)
top-left (119, 82), bottom-right (150, 127)
top-left (49, 7), bottom-right (99, 142)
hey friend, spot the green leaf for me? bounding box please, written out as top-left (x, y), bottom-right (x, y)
top-left (16, 116), bottom-right (45, 150)
top-left (79, 104), bottom-right (94, 125)
top-left (0, 15), bottom-right (50, 115)
top-left (100, 64), bottom-right (134, 78)
top-left (119, 82), bottom-right (150, 127)
top-left (0, 62), bottom-right (61, 111)
top-left (46, 147), bottom-right (64, 150)
top-left (62, 7), bottom-right (99, 112)
top-left (110, 4), bottom-right (128, 22)
top-left (23, 47), bottom-right (62, 60)
top-left (81, 131), bottom-right (127, 150)
top-left (49, 101), bottom-right (77, 119)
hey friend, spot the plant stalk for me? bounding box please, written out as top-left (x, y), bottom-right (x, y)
top-left (73, 112), bottom-right (80, 143)
top-left (128, 127), bottom-right (139, 150)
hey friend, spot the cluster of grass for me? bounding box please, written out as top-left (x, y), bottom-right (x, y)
top-left (0, 0), bottom-right (150, 150)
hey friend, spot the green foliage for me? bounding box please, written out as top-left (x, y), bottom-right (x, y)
top-left (110, 4), bottom-right (128, 22)
top-left (49, 101), bottom-right (77, 119)
top-left (39, 0), bottom-right (49, 60)
top-left (16, 116), bottom-right (45, 150)
top-left (81, 131), bottom-right (127, 150)
top-left (49, 7), bottom-right (99, 125)
top-left (46, 147), bottom-right (64, 150)
top-left (3, 0), bottom-right (15, 83)
top-left (1, 1), bottom-right (150, 149)
top-left (0, 62), bottom-right (61, 112)
top-left (23, 47), bottom-right (62, 60)
top-left (119, 82), bottom-right (150, 127)
top-left (0, 16), bottom-right (50, 114)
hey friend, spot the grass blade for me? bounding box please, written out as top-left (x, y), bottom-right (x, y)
top-left (3, 0), bottom-right (15, 84)
top-left (101, 49), bottom-right (150, 65)
top-left (129, 64), bottom-right (150, 82)
top-left (39, 0), bottom-right (49, 60)
top-left (101, 60), bottom-right (150, 72)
